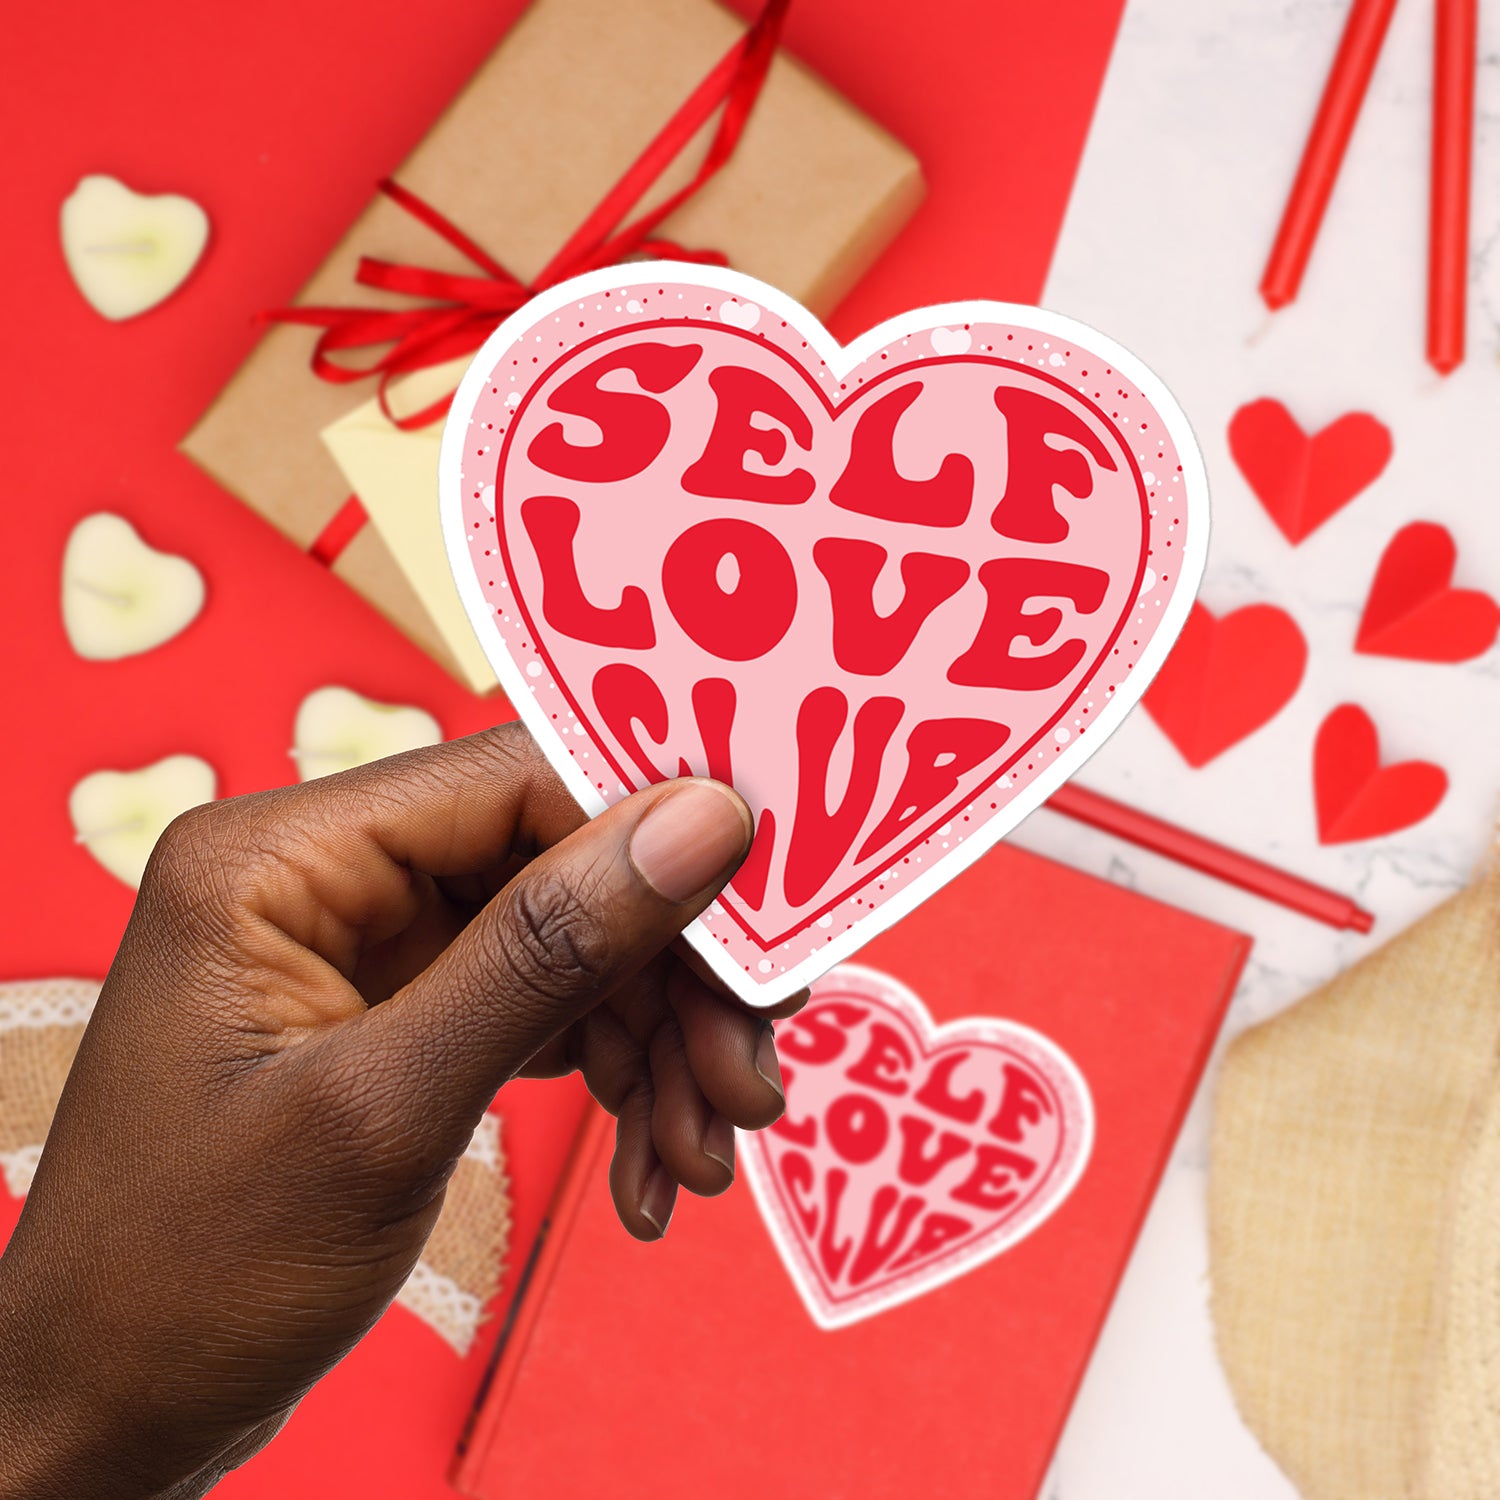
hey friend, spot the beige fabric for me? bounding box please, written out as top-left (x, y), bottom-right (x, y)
top-left (1416, 1052), bottom-right (1500, 1498)
top-left (1209, 858), bottom-right (1500, 1499)
top-left (0, 979), bottom-right (99, 1195)
top-left (397, 1112), bottom-right (513, 1356)
top-left (0, 978), bottom-right (511, 1356)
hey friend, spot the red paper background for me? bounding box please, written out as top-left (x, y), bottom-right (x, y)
top-left (0, 2), bottom-right (1124, 1493)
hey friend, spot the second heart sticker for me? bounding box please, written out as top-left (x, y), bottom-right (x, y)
top-left (441, 265), bottom-right (1209, 1005)
top-left (741, 963), bottom-right (1094, 1330)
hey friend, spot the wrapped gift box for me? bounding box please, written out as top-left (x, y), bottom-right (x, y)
top-left (183, 0), bottom-right (924, 689)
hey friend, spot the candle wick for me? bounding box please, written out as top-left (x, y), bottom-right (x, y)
top-left (69, 578), bottom-right (135, 608)
top-left (76, 815), bottom-right (150, 843)
top-left (81, 240), bottom-right (159, 257)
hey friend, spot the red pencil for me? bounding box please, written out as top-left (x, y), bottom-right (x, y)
top-left (1260, 0), bottom-right (1400, 310)
top-left (1045, 782), bottom-right (1375, 934)
top-left (1428, 0), bottom-right (1476, 373)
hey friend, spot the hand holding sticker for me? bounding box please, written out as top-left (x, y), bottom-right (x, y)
top-left (441, 266), bottom-right (1209, 1004)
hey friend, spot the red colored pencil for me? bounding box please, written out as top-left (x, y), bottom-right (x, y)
top-left (1260, 0), bottom-right (1400, 310)
top-left (1428, 0), bottom-right (1476, 374)
top-left (1045, 782), bottom-right (1375, 934)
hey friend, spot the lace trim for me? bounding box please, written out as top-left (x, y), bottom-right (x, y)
top-left (397, 1260), bottom-right (483, 1356)
top-left (0, 979), bottom-right (100, 1034)
top-left (0, 1145), bottom-right (43, 1198)
top-left (463, 1112), bottom-right (502, 1174)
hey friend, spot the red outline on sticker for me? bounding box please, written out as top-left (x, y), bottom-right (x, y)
top-left (487, 321), bottom-right (1151, 951)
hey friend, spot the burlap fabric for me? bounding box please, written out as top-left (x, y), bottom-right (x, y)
top-left (1209, 852), bottom-right (1500, 1498)
top-left (398, 1111), bottom-right (513, 1355)
top-left (0, 979), bottom-right (98, 1197)
top-left (0, 978), bottom-right (510, 1357)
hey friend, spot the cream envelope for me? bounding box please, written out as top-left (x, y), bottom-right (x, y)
top-left (321, 361), bottom-right (499, 694)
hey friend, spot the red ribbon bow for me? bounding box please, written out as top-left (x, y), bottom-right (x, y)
top-left (267, 0), bottom-right (791, 431)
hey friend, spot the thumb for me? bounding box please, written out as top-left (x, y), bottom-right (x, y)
top-left (339, 775), bottom-right (752, 1133)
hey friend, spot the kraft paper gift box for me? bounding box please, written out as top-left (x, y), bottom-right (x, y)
top-left (183, 0), bottom-right (925, 690)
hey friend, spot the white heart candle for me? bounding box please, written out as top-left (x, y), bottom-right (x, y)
top-left (292, 687), bottom-right (442, 781)
top-left (61, 175), bottom-right (209, 321)
top-left (62, 513), bottom-right (205, 660)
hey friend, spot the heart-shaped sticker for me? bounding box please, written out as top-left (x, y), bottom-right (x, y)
top-left (739, 963), bottom-right (1093, 1329)
top-left (441, 265), bottom-right (1208, 1004)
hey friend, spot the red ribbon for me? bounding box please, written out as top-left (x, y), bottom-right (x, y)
top-left (267, 0), bottom-right (791, 431)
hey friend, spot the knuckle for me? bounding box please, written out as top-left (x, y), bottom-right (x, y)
top-left (578, 1013), bottom-right (650, 1115)
top-left (476, 718), bottom-right (542, 772)
top-left (496, 867), bottom-right (616, 1003)
top-left (149, 803), bottom-right (215, 871)
top-left (649, 1016), bottom-right (689, 1075)
top-left (588, 1060), bottom-right (646, 1118)
top-left (138, 798), bottom-right (281, 940)
top-left (141, 802), bottom-right (231, 907)
top-left (614, 1072), bottom-right (656, 1130)
top-left (416, 720), bottom-right (536, 791)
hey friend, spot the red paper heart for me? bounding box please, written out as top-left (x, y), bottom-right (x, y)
top-left (442, 266), bottom-right (1207, 1003)
top-left (1229, 398), bottom-right (1392, 544)
top-left (740, 964), bottom-right (1092, 1329)
top-left (1141, 601), bottom-right (1307, 766)
top-left (1313, 704), bottom-right (1447, 844)
top-left (1356, 522), bottom-right (1500, 662)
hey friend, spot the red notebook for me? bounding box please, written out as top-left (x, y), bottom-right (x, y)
top-left (452, 842), bottom-right (1250, 1499)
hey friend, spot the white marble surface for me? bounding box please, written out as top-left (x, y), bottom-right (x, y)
top-left (1020, 0), bottom-right (1500, 1493)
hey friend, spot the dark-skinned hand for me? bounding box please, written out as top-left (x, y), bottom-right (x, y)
top-left (0, 723), bottom-right (797, 1499)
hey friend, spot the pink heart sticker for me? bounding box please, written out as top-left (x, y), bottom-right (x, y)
top-left (441, 266), bottom-right (1208, 1005)
top-left (740, 963), bottom-right (1093, 1329)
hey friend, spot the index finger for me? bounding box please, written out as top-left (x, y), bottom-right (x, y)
top-left (295, 719), bottom-right (588, 876)
top-left (152, 722), bottom-right (590, 969)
